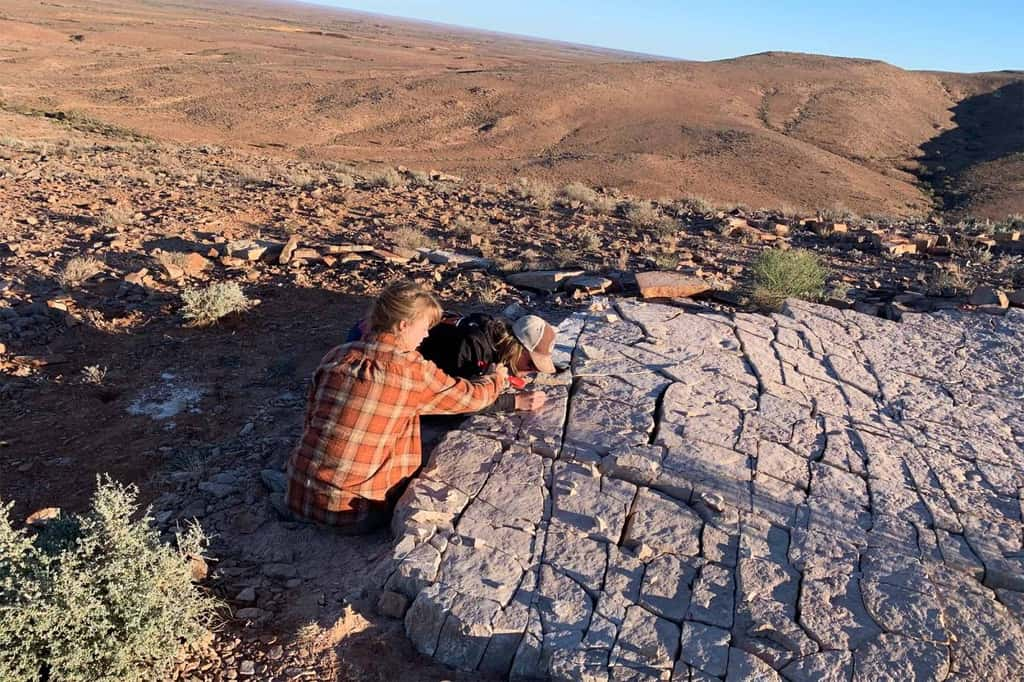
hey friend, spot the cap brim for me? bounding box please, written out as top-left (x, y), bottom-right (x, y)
top-left (528, 324), bottom-right (557, 374)
top-left (528, 350), bottom-right (557, 374)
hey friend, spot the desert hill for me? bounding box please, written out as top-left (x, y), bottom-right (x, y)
top-left (0, 0), bottom-right (1020, 219)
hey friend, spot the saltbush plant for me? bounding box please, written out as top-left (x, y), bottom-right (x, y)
top-left (751, 248), bottom-right (828, 310)
top-left (0, 477), bottom-right (217, 681)
top-left (180, 281), bottom-right (251, 326)
top-left (57, 256), bottom-right (104, 289)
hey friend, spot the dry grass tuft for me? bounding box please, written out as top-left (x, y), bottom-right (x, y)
top-left (389, 226), bottom-right (437, 251)
top-left (511, 177), bottom-right (555, 209)
top-left (360, 167), bottom-right (404, 189)
top-left (100, 205), bottom-right (134, 230)
top-left (58, 256), bottom-right (104, 289)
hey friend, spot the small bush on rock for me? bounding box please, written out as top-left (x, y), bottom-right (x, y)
top-left (181, 281), bottom-right (251, 326)
top-left (751, 248), bottom-right (828, 310)
top-left (0, 477), bottom-right (217, 682)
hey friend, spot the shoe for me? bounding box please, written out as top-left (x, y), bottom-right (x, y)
top-left (268, 493), bottom-right (301, 522)
top-left (260, 469), bottom-right (288, 494)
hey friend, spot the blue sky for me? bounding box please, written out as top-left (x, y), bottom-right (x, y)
top-left (297, 1), bottom-right (1022, 73)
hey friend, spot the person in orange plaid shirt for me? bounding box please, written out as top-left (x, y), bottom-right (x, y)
top-left (276, 281), bottom-right (508, 533)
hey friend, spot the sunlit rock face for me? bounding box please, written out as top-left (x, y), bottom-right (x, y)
top-left (383, 298), bottom-right (1024, 680)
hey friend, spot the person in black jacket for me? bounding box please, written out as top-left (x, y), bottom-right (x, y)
top-left (418, 312), bottom-right (554, 412)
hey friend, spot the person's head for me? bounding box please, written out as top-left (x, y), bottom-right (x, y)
top-left (490, 319), bottom-right (529, 376)
top-left (368, 281), bottom-right (442, 351)
top-left (510, 315), bottom-right (557, 374)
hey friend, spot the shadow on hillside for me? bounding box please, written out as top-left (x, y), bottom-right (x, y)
top-left (917, 80), bottom-right (1024, 212)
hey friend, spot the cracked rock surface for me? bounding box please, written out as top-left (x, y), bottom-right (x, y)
top-left (383, 298), bottom-right (1024, 680)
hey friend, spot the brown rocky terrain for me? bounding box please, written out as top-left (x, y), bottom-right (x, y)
top-left (1, 0), bottom-right (1021, 219)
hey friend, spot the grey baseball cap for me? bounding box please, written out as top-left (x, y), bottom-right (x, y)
top-left (511, 315), bottom-right (557, 374)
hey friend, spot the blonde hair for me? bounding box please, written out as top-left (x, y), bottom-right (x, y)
top-left (368, 281), bottom-right (442, 334)
top-left (491, 319), bottom-right (527, 376)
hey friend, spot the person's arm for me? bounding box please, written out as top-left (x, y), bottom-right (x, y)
top-left (479, 393), bottom-right (517, 414)
top-left (417, 357), bottom-right (507, 415)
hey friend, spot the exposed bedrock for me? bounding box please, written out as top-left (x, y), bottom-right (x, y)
top-left (384, 298), bottom-right (1024, 680)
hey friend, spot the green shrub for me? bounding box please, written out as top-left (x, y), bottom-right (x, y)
top-left (181, 281), bottom-right (252, 326)
top-left (0, 477), bottom-right (217, 681)
top-left (751, 248), bottom-right (828, 310)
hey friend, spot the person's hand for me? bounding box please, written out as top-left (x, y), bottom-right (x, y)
top-left (515, 391), bottom-right (547, 412)
top-left (489, 363), bottom-right (509, 387)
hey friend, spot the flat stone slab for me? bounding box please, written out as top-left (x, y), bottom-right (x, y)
top-left (635, 271), bottom-right (711, 299)
top-left (386, 298), bottom-right (1024, 679)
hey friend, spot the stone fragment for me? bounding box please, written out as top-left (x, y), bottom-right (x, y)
top-left (549, 648), bottom-right (611, 681)
top-left (604, 545), bottom-right (645, 607)
top-left (278, 235), bottom-right (299, 264)
top-left (434, 593), bottom-right (501, 671)
top-left (290, 247), bottom-right (321, 261)
top-left (234, 587), bottom-right (256, 603)
top-left (371, 248), bottom-right (413, 263)
top-left (537, 564), bottom-right (593, 633)
top-left (968, 285), bottom-right (1009, 308)
top-left (635, 271), bottom-right (711, 299)
top-left (798, 573), bottom-right (881, 650)
top-left (25, 507), bottom-right (61, 528)
top-left (420, 430), bottom-right (503, 497)
top-left (437, 540), bottom-right (524, 606)
top-left (552, 461), bottom-right (634, 542)
top-left (639, 553), bottom-right (700, 621)
top-left (506, 269), bottom-right (585, 292)
top-left (376, 590), bottom-right (410, 619)
top-left (479, 598), bottom-right (531, 676)
top-left (385, 541), bottom-right (442, 598)
top-left (542, 521), bottom-right (609, 589)
top-left (780, 651), bottom-right (852, 682)
top-left (390, 476), bottom-right (469, 537)
top-left (677, 621), bottom-right (730, 677)
top-left (609, 605), bottom-right (680, 670)
top-left (687, 562), bottom-right (735, 629)
top-left (622, 488), bottom-right (703, 558)
top-left (564, 274), bottom-right (613, 295)
top-left (859, 579), bottom-right (946, 643)
top-left (405, 583), bottom-right (457, 657)
top-left (510, 607), bottom-right (545, 679)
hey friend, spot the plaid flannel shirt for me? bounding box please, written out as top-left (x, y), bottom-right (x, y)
top-left (285, 332), bottom-right (505, 527)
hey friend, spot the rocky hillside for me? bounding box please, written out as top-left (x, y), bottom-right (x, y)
top-left (1, 0), bottom-right (1020, 219)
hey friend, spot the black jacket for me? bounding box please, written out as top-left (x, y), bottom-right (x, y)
top-left (420, 313), bottom-right (504, 379)
top-left (419, 313), bottom-right (516, 412)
